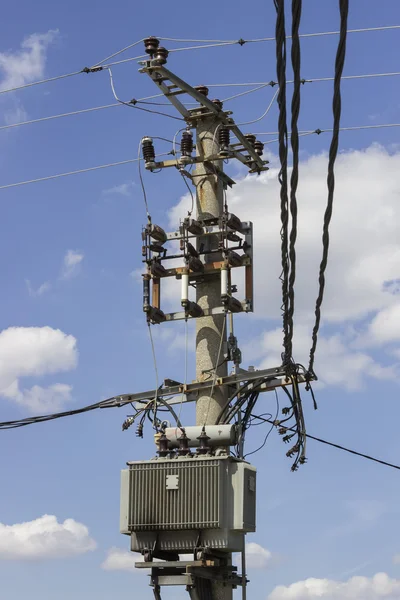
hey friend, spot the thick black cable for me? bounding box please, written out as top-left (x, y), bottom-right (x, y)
top-left (274, 0), bottom-right (291, 367)
top-left (251, 414), bottom-right (400, 472)
top-left (286, 0), bottom-right (302, 361)
top-left (307, 0), bottom-right (349, 378)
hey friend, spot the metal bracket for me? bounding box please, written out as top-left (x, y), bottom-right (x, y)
top-left (140, 62), bottom-right (268, 172)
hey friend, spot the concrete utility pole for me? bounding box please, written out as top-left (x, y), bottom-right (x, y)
top-left (128, 39), bottom-right (272, 600)
top-left (194, 118), bottom-right (231, 600)
top-left (195, 118), bottom-right (228, 426)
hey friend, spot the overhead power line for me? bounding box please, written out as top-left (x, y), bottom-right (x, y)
top-left (1, 70), bottom-right (398, 135)
top-left (1, 395), bottom-right (399, 472)
top-left (257, 122), bottom-right (400, 143)
top-left (0, 25), bottom-right (398, 96)
top-left (0, 123), bottom-right (397, 191)
top-left (251, 415), bottom-right (400, 472)
top-left (0, 153), bottom-right (170, 190)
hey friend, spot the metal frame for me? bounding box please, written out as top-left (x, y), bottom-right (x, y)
top-left (143, 221), bottom-right (254, 323)
top-left (139, 61), bottom-right (268, 173)
top-left (101, 366), bottom-right (311, 411)
top-left (136, 559), bottom-right (243, 598)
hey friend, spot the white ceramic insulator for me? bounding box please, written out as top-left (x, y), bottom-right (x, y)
top-left (181, 272), bottom-right (189, 302)
top-left (221, 267), bottom-right (228, 296)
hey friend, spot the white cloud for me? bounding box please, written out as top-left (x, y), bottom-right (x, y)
top-left (3, 382), bottom-right (73, 413)
top-left (0, 30), bottom-right (58, 92)
top-left (102, 547), bottom-right (140, 572)
top-left (102, 182), bottom-right (135, 197)
top-left (4, 103), bottom-right (28, 126)
top-left (61, 249), bottom-right (84, 279)
top-left (25, 279), bottom-right (51, 297)
top-left (0, 515), bottom-right (96, 560)
top-left (364, 303), bottom-right (400, 346)
top-left (169, 145), bottom-right (400, 389)
top-left (0, 326), bottom-right (77, 412)
top-left (245, 543), bottom-right (273, 569)
top-left (249, 324), bottom-right (398, 391)
top-left (268, 572), bottom-right (400, 599)
top-left (171, 145), bottom-right (400, 324)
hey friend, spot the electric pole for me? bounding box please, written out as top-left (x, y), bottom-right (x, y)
top-left (195, 117), bottom-right (231, 600)
top-left (195, 117), bottom-right (228, 426)
top-left (118, 36), bottom-right (310, 600)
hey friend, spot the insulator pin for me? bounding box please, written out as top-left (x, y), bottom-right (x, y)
top-left (226, 212), bottom-right (242, 232)
top-left (144, 37), bottom-right (160, 56)
top-left (184, 218), bottom-right (204, 236)
top-left (254, 140), bottom-right (264, 156)
top-left (150, 261), bottom-right (167, 278)
top-left (218, 126), bottom-right (230, 157)
top-left (177, 430), bottom-right (191, 456)
top-left (188, 256), bottom-right (204, 273)
top-left (245, 133), bottom-right (256, 147)
top-left (142, 137), bottom-right (156, 166)
top-left (149, 307), bottom-right (166, 324)
top-left (153, 47), bottom-right (168, 65)
top-left (212, 98), bottom-right (223, 110)
top-left (181, 130), bottom-right (194, 157)
top-left (226, 250), bottom-right (243, 268)
top-left (183, 301), bottom-right (204, 319)
top-left (195, 85), bottom-right (209, 97)
top-left (149, 224), bottom-right (167, 244)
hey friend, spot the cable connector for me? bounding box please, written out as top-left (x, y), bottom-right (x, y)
top-left (238, 38), bottom-right (246, 46)
top-left (82, 66), bottom-right (104, 74)
top-left (122, 416), bottom-right (135, 431)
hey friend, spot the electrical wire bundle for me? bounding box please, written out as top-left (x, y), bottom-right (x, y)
top-left (216, 368), bottom-right (308, 470)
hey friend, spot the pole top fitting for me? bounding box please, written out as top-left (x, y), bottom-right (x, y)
top-left (195, 85), bottom-right (209, 97)
top-left (144, 37), bottom-right (160, 56)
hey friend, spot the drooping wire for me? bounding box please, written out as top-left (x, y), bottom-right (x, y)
top-left (180, 172), bottom-right (195, 216)
top-left (107, 67), bottom-right (184, 121)
top-left (274, 0), bottom-right (291, 368)
top-left (286, 0), bottom-right (302, 363)
top-left (307, 0), bottom-right (349, 380)
top-left (234, 87), bottom-right (279, 126)
top-left (250, 414), bottom-right (400, 472)
top-left (244, 390), bottom-right (280, 458)
top-left (147, 324), bottom-right (160, 431)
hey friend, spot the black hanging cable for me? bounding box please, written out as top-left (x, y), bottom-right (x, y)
top-left (307, 0), bottom-right (349, 379)
top-left (286, 0), bottom-right (302, 361)
top-left (250, 414), bottom-right (400, 472)
top-left (274, 0), bottom-right (291, 367)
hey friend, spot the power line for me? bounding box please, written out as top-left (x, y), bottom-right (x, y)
top-left (0, 25), bottom-right (398, 96)
top-left (254, 122), bottom-right (400, 136)
top-left (252, 415), bottom-right (400, 472)
top-left (1, 71), bottom-right (398, 134)
top-left (0, 68), bottom-right (86, 96)
top-left (0, 153), bottom-right (170, 190)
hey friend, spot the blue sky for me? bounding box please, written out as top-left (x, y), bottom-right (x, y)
top-left (0, 1), bottom-right (400, 599)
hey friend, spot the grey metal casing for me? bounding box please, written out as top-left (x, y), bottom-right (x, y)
top-left (120, 455), bottom-right (256, 553)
